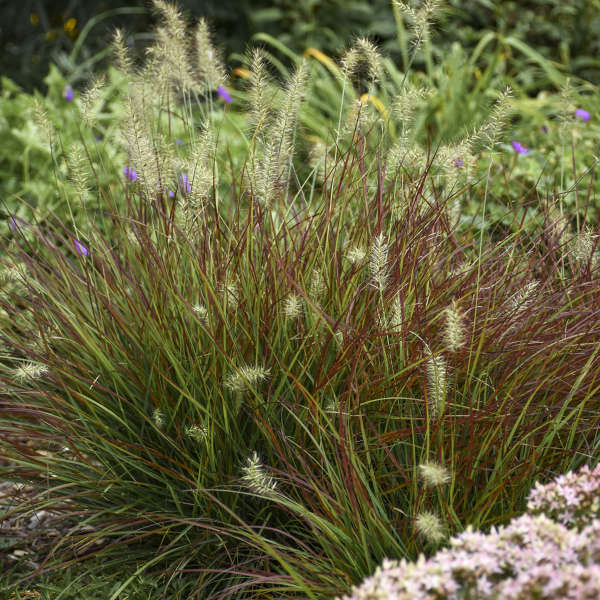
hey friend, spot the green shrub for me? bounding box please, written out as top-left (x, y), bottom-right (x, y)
top-left (0, 64), bottom-right (128, 232)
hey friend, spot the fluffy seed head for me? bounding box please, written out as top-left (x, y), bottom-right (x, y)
top-left (558, 78), bottom-right (577, 137)
top-left (426, 354), bottom-right (446, 419)
top-left (185, 424), bottom-right (208, 442)
top-left (259, 60), bottom-right (308, 206)
top-left (369, 234), bottom-right (390, 291)
top-left (510, 281), bottom-right (539, 314)
top-left (341, 37), bottom-right (382, 84)
top-left (153, 408), bottom-right (165, 429)
top-left (393, 83), bottom-right (430, 127)
top-left (121, 84), bottom-right (160, 192)
top-left (394, 0), bottom-right (443, 51)
top-left (419, 461), bottom-right (451, 488)
top-left (324, 396), bottom-right (340, 412)
top-left (241, 451), bottom-right (277, 496)
top-left (346, 245), bottom-right (366, 265)
top-left (283, 294), bottom-right (303, 320)
top-left (179, 124), bottom-right (215, 222)
top-left (147, 0), bottom-right (195, 93)
top-left (219, 278), bottom-right (239, 312)
top-left (389, 294), bottom-right (403, 330)
top-left (571, 228), bottom-right (596, 269)
top-left (0, 265), bottom-right (25, 285)
top-left (225, 366), bottom-right (270, 393)
top-left (195, 18), bottom-right (226, 92)
top-left (309, 268), bottom-right (327, 300)
top-left (32, 99), bottom-right (53, 147)
top-left (66, 143), bottom-right (90, 201)
top-left (444, 299), bottom-right (464, 352)
top-left (446, 196), bottom-right (461, 229)
top-left (415, 511), bottom-right (446, 544)
top-left (470, 86), bottom-right (513, 152)
top-left (247, 49), bottom-right (271, 133)
top-left (192, 303), bottom-right (209, 324)
top-left (80, 75), bottom-right (105, 127)
top-left (12, 362), bottom-right (48, 383)
top-left (386, 138), bottom-right (427, 185)
top-left (112, 29), bottom-right (132, 73)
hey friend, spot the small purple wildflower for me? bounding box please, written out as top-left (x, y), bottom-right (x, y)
top-left (175, 138), bottom-right (184, 146)
top-left (541, 125), bottom-right (548, 134)
top-left (64, 84), bottom-right (74, 102)
top-left (123, 166), bottom-right (137, 181)
top-left (179, 173), bottom-right (192, 195)
top-left (512, 141), bottom-right (529, 155)
top-left (156, 183), bottom-right (175, 198)
top-left (453, 158), bottom-right (463, 167)
top-left (74, 239), bottom-right (88, 256)
top-left (217, 86), bottom-right (232, 104)
top-left (9, 216), bottom-right (19, 233)
top-left (575, 109), bottom-right (590, 122)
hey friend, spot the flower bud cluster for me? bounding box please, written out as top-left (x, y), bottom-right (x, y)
top-left (527, 463), bottom-right (600, 528)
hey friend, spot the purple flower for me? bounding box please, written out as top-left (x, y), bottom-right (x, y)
top-left (123, 166), bottom-right (137, 181)
top-left (179, 173), bottom-right (191, 195)
top-left (454, 158), bottom-right (463, 167)
top-left (9, 216), bottom-right (19, 233)
top-left (74, 239), bottom-right (88, 256)
top-left (217, 86), bottom-right (232, 104)
top-left (155, 183), bottom-right (175, 198)
top-left (64, 84), bottom-right (74, 102)
top-left (512, 141), bottom-right (529, 155)
top-left (175, 138), bottom-right (184, 146)
top-left (541, 125), bottom-right (548, 134)
top-left (575, 108), bottom-right (590, 122)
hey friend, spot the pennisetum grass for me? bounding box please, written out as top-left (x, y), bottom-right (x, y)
top-left (1, 2), bottom-right (600, 599)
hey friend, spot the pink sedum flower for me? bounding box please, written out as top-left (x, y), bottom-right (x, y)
top-left (339, 465), bottom-right (600, 600)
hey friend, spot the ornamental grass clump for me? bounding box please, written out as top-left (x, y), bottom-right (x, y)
top-left (1, 2), bottom-right (600, 598)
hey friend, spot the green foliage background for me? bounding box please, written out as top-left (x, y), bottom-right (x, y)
top-left (3, 0), bottom-right (600, 92)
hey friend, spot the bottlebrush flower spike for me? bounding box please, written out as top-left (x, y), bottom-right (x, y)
top-left (369, 233), bottom-right (390, 292)
top-left (426, 354), bottom-right (446, 419)
top-left (283, 294), bottom-right (302, 320)
top-left (444, 299), bottom-right (465, 352)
